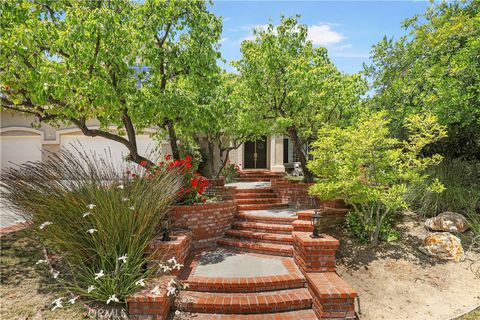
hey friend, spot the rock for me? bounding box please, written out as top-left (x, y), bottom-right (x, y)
top-left (419, 232), bottom-right (465, 262)
top-left (425, 212), bottom-right (469, 233)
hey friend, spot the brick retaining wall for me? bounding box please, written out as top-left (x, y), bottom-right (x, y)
top-left (170, 201), bottom-right (237, 250)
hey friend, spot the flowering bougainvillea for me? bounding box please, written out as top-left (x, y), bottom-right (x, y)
top-left (134, 154), bottom-right (209, 205)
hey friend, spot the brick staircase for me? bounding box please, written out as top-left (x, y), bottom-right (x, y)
top-left (129, 171), bottom-right (357, 320)
top-left (238, 169), bottom-right (284, 182)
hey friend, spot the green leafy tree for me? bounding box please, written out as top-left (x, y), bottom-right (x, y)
top-left (235, 15), bottom-right (366, 181)
top-left (308, 112), bottom-right (447, 244)
top-left (365, 0), bottom-right (480, 160)
top-left (0, 0), bottom-right (221, 165)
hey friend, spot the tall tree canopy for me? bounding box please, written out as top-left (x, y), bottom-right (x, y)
top-left (0, 0), bottom-right (222, 165)
top-left (366, 0), bottom-right (480, 160)
top-left (235, 16), bottom-right (366, 182)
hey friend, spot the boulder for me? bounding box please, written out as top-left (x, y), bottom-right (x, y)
top-left (425, 212), bottom-right (469, 233)
top-left (419, 232), bottom-right (465, 262)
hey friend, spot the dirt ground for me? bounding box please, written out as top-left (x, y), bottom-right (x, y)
top-left (334, 211), bottom-right (480, 320)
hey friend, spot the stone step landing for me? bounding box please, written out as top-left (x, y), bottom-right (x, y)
top-left (218, 238), bottom-right (293, 257)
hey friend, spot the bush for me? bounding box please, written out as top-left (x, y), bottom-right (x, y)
top-left (308, 111), bottom-right (446, 245)
top-left (0, 148), bottom-right (183, 304)
top-left (345, 209), bottom-right (399, 244)
top-left (221, 161), bottom-right (241, 183)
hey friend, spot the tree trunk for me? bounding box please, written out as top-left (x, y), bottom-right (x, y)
top-left (287, 125), bottom-right (314, 182)
top-left (215, 148), bottom-right (232, 180)
top-left (165, 119), bottom-right (180, 160)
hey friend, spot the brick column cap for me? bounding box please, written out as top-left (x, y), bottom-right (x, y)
top-left (292, 231), bottom-right (340, 246)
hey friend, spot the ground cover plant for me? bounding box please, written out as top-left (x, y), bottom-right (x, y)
top-left (0, 148), bottom-right (184, 306)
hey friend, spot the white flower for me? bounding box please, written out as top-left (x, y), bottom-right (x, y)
top-left (39, 221), bottom-right (53, 230)
top-left (106, 294), bottom-right (119, 304)
top-left (135, 278), bottom-right (145, 287)
top-left (86, 229), bottom-right (98, 234)
top-left (167, 257), bottom-right (177, 264)
top-left (159, 264), bottom-right (172, 273)
top-left (167, 257), bottom-right (183, 270)
top-left (117, 185), bottom-right (124, 190)
top-left (166, 279), bottom-right (177, 297)
top-left (51, 297), bottom-right (63, 311)
top-left (52, 270), bottom-right (60, 279)
top-left (83, 212), bottom-right (92, 218)
top-left (122, 197), bottom-right (129, 202)
top-left (150, 286), bottom-right (161, 295)
top-left (86, 204), bottom-right (96, 209)
top-left (35, 259), bottom-right (47, 265)
top-left (94, 270), bottom-right (104, 279)
top-left (118, 254), bottom-right (128, 264)
top-left (68, 296), bottom-right (79, 304)
top-left (87, 285), bottom-right (96, 293)
top-left (175, 310), bottom-right (181, 316)
top-left (129, 206), bottom-right (135, 210)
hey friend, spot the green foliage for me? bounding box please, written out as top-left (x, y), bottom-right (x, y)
top-left (308, 111), bottom-right (447, 244)
top-left (345, 210), bottom-right (399, 244)
top-left (235, 15), bottom-right (367, 181)
top-left (221, 161), bottom-right (241, 184)
top-left (0, 0), bottom-right (222, 164)
top-left (406, 159), bottom-right (480, 217)
top-left (0, 149), bottom-right (183, 303)
top-left (365, 0), bottom-right (480, 159)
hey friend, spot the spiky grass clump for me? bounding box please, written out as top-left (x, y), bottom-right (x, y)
top-left (0, 148), bottom-right (182, 303)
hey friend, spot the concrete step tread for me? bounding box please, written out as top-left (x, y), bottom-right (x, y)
top-left (238, 203), bottom-right (289, 211)
top-left (236, 212), bottom-right (297, 224)
top-left (237, 198), bottom-right (283, 205)
top-left (236, 188), bottom-right (274, 194)
top-left (177, 309), bottom-right (318, 319)
top-left (236, 193), bottom-right (277, 199)
top-left (176, 288), bottom-right (312, 314)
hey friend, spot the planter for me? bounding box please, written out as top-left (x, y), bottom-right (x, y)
top-left (170, 201), bottom-right (237, 250)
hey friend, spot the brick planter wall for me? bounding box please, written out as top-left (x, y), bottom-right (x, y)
top-left (170, 201), bottom-right (237, 250)
top-left (293, 208), bottom-right (350, 233)
top-left (271, 179), bottom-right (345, 209)
top-left (205, 177), bottom-right (236, 201)
top-left (145, 230), bottom-right (193, 274)
top-left (128, 276), bottom-right (175, 320)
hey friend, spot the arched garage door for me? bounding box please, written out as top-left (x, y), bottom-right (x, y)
top-left (0, 135), bottom-right (43, 170)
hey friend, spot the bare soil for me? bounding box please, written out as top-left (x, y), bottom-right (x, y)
top-left (333, 211), bottom-right (480, 320)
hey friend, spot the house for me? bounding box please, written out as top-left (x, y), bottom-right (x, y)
top-left (1, 111), bottom-right (300, 173)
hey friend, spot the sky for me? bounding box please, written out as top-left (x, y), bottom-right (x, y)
top-left (209, 0), bottom-right (434, 74)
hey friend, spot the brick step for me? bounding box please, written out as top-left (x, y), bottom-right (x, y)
top-left (179, 309), bottom-right (318, 319)
top-left (176, 288), bottom-right (312, 314)
top-left (218, 238), bottom-right (293, 257)
top-left (240, 170), bottom-right (283, 176)
top-left (236, 193), bottom-right (276, 199)
top-left (237, 198), bottom-right (283, 205)
top-left (232, 221), bottom-right (294, 234)
top-left (292, 220), bottom-right (313, 232)
top-left (235, 188), bottom-right (274, 194)
top-left (225, 229), bottom-right (294, 245)
top-left (236, 212), bottom-right (297, 225)
top-left (238, 203), bottom-right (289, 211)
top-left (181, 272), bottom-right (306, 293)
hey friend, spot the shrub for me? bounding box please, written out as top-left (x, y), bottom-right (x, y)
top-left (0, 148), bottom-right (183, 304)
top-left (308, 112), bottom-right (447, 245)
top-left (221, 161), bottom-right (241, 183)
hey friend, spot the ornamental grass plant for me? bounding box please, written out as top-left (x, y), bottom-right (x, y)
top-left (0, 147), bottom-right (183, 304)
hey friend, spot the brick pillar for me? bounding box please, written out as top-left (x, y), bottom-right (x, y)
top-left (128, 276), bottom-right (175, 320)
top-left (292, 231), bottom-right (339, 273)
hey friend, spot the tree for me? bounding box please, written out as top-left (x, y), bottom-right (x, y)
top-left (308, 112), bottom-right (447, 245)
top-left (0, 0), bottom-right (221, 166)
top-left (198, 72), bottom-right (268, 179)
top-left (235, 16), bottom-right (366, 182)
top-left (365, 0), bottom-right (480, 160)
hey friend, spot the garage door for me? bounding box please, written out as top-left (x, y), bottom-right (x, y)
top-left (1, 135), bottom-right (43, 170)
top-left (60, 135), bottom-right (158, 169)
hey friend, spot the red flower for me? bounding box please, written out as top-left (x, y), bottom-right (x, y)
top-left (202, 198), bottom-right (207, 203)
top-left (165, 154), bottom-right (172, 161)
top-left (140, 160), bottom-right (148, 167)
top-left (191, 178), bottom-right (198, 188)
top-left (174, 159), bottom-right (181, 166)
top-left (131, 173), bottom-right (137, 177)
top-left (158, 162), bottom-right (164, 166)
top-left (186, 163), bottom-right (192, 169)
top-left (185, 155), bottom-right (192, 162)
